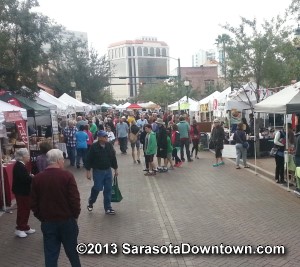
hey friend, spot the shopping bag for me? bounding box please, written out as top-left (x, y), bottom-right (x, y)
top-left (111, 175), bottom-right (123, 202)
top-left (270, 147), bottom-right (278, 157)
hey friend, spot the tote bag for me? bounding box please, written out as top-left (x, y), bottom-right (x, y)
top-left (111, 175), bottom-right (123, 202)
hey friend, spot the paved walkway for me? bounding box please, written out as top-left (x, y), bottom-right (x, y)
top-left (1, 149), bottom-right (300, 267)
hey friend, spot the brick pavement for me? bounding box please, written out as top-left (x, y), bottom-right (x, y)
top-left (1, 149), bottom-right (300, 267)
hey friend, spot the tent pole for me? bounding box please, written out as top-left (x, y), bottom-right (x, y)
top-left (0, 138), bottom-right (7, 212)
top-left (254, 113), bottom-right (257, 175)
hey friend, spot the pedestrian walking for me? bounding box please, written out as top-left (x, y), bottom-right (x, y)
top-left (31, 149), bottom-right (81, 267)
top-left (144, 124), bottom-right (157, 176)
top-left (12, 148), bottom-right (35, 238)
top-left (156, 118), bottom-right (168, 172)
top-left (75, 125), bottom-right (89, 169)
top-left (63, 120), bottom-right (77, 167)
top-left (116, 116), bottom-right (129, 154)
top-left (211, 119), bottom-right (225, 167)
top-left (233, 122), bottom-right (250, 169)
top-left (177, 116), bottom-right (192, 162)
top-left (171, 124), bottom-right (182, 167)
top-left (190, 120), bottom-right (200, 159)
top-left (86, 130), bottom-right (118, 214)
top-left (129, 120), bottom-right (141, 164)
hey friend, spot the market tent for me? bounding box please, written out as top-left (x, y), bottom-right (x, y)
top-left (58, 93), bottom-right (90, 112)
top-left (287, 90), bottom-right (300, 113)
top-left (255, 82), bottom-right (300, 114)
top-left (126, 103), bottom-right (142, 109)
top-left (168, 96), bottom-right (198, 111)
top-left (226, 82), bottom-right (269, 111)
top-left (199, 91), bottom-right (220, 112)
top-left (0, 91), bottom-right (51, 125)
top-left (36, 90), bottom-right (72, 115)
top-left (213, 87), bottom-right (235, 117)
top-left (140, 101), bottom-right (160, 110)
top-left (101, 103), bottom-right (112, 108)
top-left (0, 100), bottom-right (27, 123)
top-left (116, 102), bottom-right (131, 110)
top-left (254, 82), bottom-right (300, 191)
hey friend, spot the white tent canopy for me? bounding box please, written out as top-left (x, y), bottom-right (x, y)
top-left (199, 91), bottom-right (220, 105)
top-left (101, 102), bottom-right (112, 108)
top-left (58, 93), bottom-right (90, 113)
top-left (116, 102), bottom-right (131, 110)
top-left (0, 100), bottom-right (27, 123)
top-left (254, 82), bottom-right (300, 114)
top-left (168, 96), bottom-right (198, 111)
top-left (226, 82), bottom-right (269, 111)
top-left (36, 90), bottom-right (72, 115)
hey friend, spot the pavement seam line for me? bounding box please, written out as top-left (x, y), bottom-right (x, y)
top-left (145, 176), bottom-right (178, 266)
top-left (151, 177), bottom-right (194, 267)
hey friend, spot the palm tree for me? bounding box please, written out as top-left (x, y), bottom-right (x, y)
top-left (215, 34), bottom-right (232, 86)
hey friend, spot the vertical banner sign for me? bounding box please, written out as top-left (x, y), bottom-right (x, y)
top-left (15, 120), bottom-right (28, 145)
top-left (3, 111), bottom-right (28, 145)
top-left (75, 91), bottom-right (82, 102)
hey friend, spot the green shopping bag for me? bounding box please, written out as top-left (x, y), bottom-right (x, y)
top-left (111, 175), bottom-right (123, 202)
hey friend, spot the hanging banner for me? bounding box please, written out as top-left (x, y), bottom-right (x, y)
top-left (15, 120), bottom-right (28, 145)
top-left (75, 91), bottom-right (82, 102)
top-left (3, 111), bottom-right (23, 122)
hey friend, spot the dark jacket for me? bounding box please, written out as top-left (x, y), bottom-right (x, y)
top-left (12, 161), bottom-right (32, 196)
top-left (233, 130), bottom-right (246, 144)
top-left (211, 126), bottom-right (225, 150)
top-left (157, 126), bottom-right (167, 149)
top-left (31, 168), bottom-right (81, 222)
top-left (85, 141), bottom-right (118, 171)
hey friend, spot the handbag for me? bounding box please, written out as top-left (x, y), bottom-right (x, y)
top-left (111, 175), bottom-right (123, 202)
top-left (243, 141), bottom-right (249, 149)
top-left (235, 131), bottom-right (249, 149)
top-left (270, 147), bottom-right (278, 157)
top-left (129, 132), bottom-right (137, 143)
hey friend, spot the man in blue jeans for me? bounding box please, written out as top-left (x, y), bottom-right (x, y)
top-left (85, 130), bottom-right (118, 215)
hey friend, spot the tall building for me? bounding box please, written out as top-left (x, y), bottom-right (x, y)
top-left (107, 36), bottom-right (169, 100)
top-left (192, 49), bottom-right (216, 67)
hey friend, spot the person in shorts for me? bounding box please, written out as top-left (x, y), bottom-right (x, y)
top-left (156, 118), bottom-right (168, 172)
top-left (144, 124), bottom-right (157, 176)
top-left (129, 120), bottom-right (141, 164)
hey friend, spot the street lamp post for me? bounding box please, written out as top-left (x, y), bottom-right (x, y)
top-left (184, 80), bottom-right (190, 116)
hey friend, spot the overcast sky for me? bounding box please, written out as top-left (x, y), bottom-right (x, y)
top-left (36, 0), bottom-right (291, 68)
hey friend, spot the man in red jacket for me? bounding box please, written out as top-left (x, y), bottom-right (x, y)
top-left (31, 149), bottom-right (81, 267)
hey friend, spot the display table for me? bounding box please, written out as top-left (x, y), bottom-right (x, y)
top-left (56, 143), bottom-right (68, 158)
top-left (0, 161), bottom-right (16, 207)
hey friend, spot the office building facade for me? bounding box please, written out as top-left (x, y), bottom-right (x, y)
top-left (108, 36), bottom-right (169, 100)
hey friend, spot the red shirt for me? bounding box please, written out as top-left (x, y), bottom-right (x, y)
top-left (31, 168), bottom-right (81, 222)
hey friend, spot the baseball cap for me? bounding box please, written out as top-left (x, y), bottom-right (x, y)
top-left (213, 119), bottom-right (220, 123)
top-left (97, 130), bottom-right (108, 137)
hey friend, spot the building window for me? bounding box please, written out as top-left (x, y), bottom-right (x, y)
top-left (137, 47), bottom-right (142, 56)
top-left (156, 48), bottom-right (160, 57)
top-left (162, 48), bottom-right (166, 57)
top-left (149, 47), bottom-right (154, 56)
top-left (143, 47), bottom-right (148, 56)
top-left (128, 47), bottom-right (131, 56)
